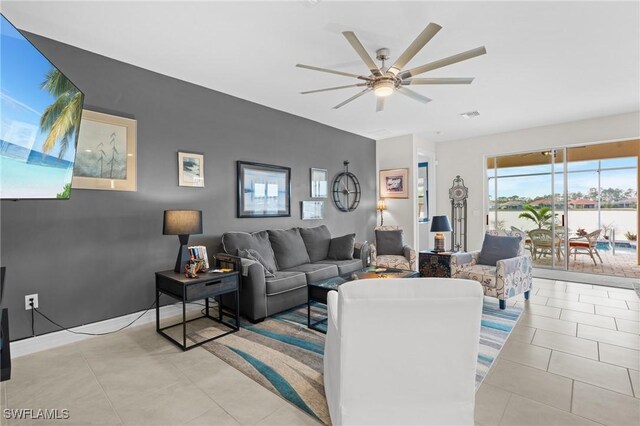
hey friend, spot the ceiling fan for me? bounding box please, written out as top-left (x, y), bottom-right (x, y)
top-left (296, 23), bottom-right (486, 112)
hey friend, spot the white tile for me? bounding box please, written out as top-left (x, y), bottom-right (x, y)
top-left (631, 369), bottom-right (640, 399)
top-left (485, 359), bottom-right (573, 411)
top-left (546, 298), bottom-right (595, 314)
top-left (628, 300), bottom-right (640, 311)
top-left (565, 287), bottom-right (610, 297)
top-left (579, 294), bottom-right (630, 309)
top-left (475, 384), bottom-right (511, 426)
top-left (616, 318), bottom-right (640, 334)
top-left (560, 309), bottom-right (617, 330)
top-left (572, 381), bottom-right (640, 426)
top-left (519, 314), bottom-right (577, 336)
top-left (599, 342), bottom-right (640, 370)
top-left (608, 290), bottom-right (640, 301)
top-left (509, 325), bottom-right (536, 344)
top-left (595, 305), bottom-right (640, 321)
top-left (564, 282), bottom-right (594, 290)
top-left (257, 403), bottom-right (322, 425)
top-left (515, 301), bottom-right (561, 319)
top-left (532, 329), bottom-right (598, 360)
top-left (499, 339), bottom-right (552, 370)
top-left (548, 351), bottom-right (633, 395)
top-left (499, 393), bottom-right (598, 426)
top-left (578, 324), bottom-right (640, 350)
top-left (536, 289), bottom-right (579, 301)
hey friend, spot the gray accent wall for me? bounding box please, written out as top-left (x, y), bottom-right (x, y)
top-left (0, 33), bottom-right (376, 341)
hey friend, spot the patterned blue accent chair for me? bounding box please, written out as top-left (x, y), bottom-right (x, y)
top-left (450, 230), bottom-right (533, 309)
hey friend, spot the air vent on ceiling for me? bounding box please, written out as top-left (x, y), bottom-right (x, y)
top-left (460, 110), bottom-right (480, 119)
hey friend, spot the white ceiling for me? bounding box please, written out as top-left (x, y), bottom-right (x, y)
top-left (3, 1), bottom-right (639, 142)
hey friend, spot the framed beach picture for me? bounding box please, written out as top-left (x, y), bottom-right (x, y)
top-left (178, 152), bottom-right (204, 187)
top-left (237, 161), bottom-right (291, 218)
top-left (310, 168), bottom-right (328, 198)
top-left (380, 168), bottom-right (409, 199)
top-left (301, 201), bottom-right (324, 220)
top-left (72, 110), bottom-right (137, 191)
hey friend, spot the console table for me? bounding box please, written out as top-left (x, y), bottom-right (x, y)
top-left (155, 270), bottom-right (240, 351)
top-left (419, 251), bottom-right (454, 278)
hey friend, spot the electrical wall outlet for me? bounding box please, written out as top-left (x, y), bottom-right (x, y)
top-left (25, 294), bottom-right (39, 310)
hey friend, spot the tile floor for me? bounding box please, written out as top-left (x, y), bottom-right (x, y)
top-left (1, 278), bottom-right (639, 425)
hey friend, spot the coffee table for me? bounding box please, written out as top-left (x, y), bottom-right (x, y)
top-left (307, 266), bottom-right (419, 332)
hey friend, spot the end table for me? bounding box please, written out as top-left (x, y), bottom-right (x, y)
top-left (155, 270), bottom-right (240, 351)
top-left (419, 251), bottom-right (454, 278)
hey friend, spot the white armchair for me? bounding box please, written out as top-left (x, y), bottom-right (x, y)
top-left (323, 278), bottom-right (484, 426)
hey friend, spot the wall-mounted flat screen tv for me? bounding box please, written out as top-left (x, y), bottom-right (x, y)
top-left (0, 14), bottom-right (84, 200)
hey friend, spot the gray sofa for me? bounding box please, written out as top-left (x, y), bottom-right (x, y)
top-left (221, 225), bottom-right (368, 322)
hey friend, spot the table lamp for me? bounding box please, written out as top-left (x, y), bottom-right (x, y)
top-left (163, 210), bottom-right (203, 273)
top-left (430, 215), bottom-right (452, 253)
top-left (376, 199), bottom-right (387, 226)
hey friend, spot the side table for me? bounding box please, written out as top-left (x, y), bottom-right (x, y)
top-left (155, 270), bottom-right (240, 351)
top-left (419, 251), bottom-right (454, 278)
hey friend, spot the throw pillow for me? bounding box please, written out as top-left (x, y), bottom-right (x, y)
top-left (221, 231), bottom-right (278, 273)
top-left (375, 229), bottom-right (404, 255)
top-left (299, 225), bottom-right (332, 262)
top-left (327, 234), bottom-right (356, 260)
top-left (238, 248), bottom-right (276, 277)
top-left (268, 228), bottom-right (311, 270)
top-left (477, 234), bottom-right (521, 266)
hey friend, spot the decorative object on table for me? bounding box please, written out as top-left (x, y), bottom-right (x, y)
top-left (301, 200), bottom-right (324, 220)
top-left (332, 161), bottom-right (361, 212)
top-left (237, 161), bottom-right (291, 218)
top-left (188, 245), bottom-right (210, 269)
top-left (569, 229), bottom-right (603, 266)
top-left (369, 226), bottom-right (416, 270)
top-left (576, 228), bottom-right (588, 237)
top-left (430, 215), bottom-right (452, 253)
top-left (163, 210), bottom-right (203, 273)
top-left (310, 168), bottom-right (328, 198)
top-left (72, 110), bottom-right (137, 191)
top-left (450, 229), bottom-right (532, 309)
top-left (178, 152), bottom-right (204, 187)
top-left (419, 251), bottom-right (453, 277)
top-left (449, 175), bottom-right (468, 251)
top-left (379, 168), bottom-right (409, 199)
top-left (184, 259), bottom-right (204, 278)
top-left (376, 199), bottom-right (387, 225)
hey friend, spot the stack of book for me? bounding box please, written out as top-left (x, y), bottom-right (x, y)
top-left (188, 245), bottom-right (210, 269)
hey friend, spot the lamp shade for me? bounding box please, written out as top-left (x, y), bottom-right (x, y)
top-left (163, 210), bottom-right (203, 235)
top-left (430, 215), bottom-right (452, 232)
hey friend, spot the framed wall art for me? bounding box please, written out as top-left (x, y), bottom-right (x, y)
top-left (310, 168), bottom-right (328, 198)
top-left (379, 168), bottom-right (409, 199)
top-left (301, 201), bottom-right (324, 220)
top-left (178, 152), bottom-right (204, 187)
top-left (237, 161), bottom-right (291, 218)
top-left (72, 110), bottom-right (137, 191)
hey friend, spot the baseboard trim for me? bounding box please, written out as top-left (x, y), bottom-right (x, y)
top-left (11, 302), bottom-right (202, 358)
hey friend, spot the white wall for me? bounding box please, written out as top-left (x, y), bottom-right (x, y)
top-left (376, 135), bottom-right (417, 248)
top-left (435, 112), bottom-right (640, 251)
top-left (416, 135), bottom-right (438, 251)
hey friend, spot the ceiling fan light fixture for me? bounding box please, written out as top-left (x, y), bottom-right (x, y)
top-left (373, 80), bottom-right (395, 97)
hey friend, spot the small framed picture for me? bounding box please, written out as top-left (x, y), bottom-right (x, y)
top-left (380, 168), bottom-right (409, 199)
top-left (302, 201), bottom-right (324, 220)
top-left (310, 168), bottom-right (328, 198)
top-left (178, 152), bottom-right (204, 187)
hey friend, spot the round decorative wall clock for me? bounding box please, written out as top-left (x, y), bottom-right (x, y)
top-left (332, 161), bottom-right (361, 212)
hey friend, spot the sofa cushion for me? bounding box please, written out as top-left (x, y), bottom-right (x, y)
top-left (478, 234), bottom-right (521, 266)
top-left (299, 225), bottom-right (332, 263)
top-left (222, 231), bottom-right (278, 273)
top-left (284, 263), bottom-right (339, 283)
top-left (327, 234), bottom-right (355, 260)
top-left (268, 228), bottom-right (311, 270)
top-left (314, 259), bottom-right (363, 275)
top-left (375, 255), bottom-right (411, 270)
top-left (265, 271), bottom-right (307, 296)
top-left (456, 264), bottom-right (498, 289)
top-left (238, 248), bottom-right (275, 277)
top-left (375, 229), bottom-right (404, 256)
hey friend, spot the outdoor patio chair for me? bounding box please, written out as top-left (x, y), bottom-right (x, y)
top-left (569, 229), bottom-right (602, 265)
top-left (529, 229), bottom-right (563, 261)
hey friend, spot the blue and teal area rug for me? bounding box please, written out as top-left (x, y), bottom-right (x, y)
top-left (196, 299), bottom-right (522, 424)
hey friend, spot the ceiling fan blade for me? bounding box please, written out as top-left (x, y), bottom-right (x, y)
top-left (332, 88), bottom-right (371, 109)
top-left (398, 46), bottom-right (487, 79)
top-left (387, 22), bottom-right (442, 76)
top-left (301, 83), bottom-right (368, 95)
top-left (403, 77), bottom-right (475, 85)
top-left (342, 31), bottom-right (383, 77)
top-left (397, 87), bottom-right (432, 104)
top-left (376, 96), bottom-right (385, 112)
top-left (296, 64), bottom-right (371, 80)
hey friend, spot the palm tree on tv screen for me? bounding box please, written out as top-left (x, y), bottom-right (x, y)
top-left (39, 68), bottom-right (83, 158)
